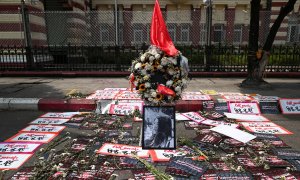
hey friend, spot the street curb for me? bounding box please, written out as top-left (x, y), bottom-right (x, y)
top-left (0, 98), bottom-right (40, 110)
top-left (0, 98), bottom-right (203, 112)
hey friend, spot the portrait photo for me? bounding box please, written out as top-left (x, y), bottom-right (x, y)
top-left (142, 106), bottom-right (176, 149)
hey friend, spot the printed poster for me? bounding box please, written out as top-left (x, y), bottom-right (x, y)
top-left (30, 118), bottom-right (69, 125)
top-left (228, 102), bottom-right (261, 114)
top-left (6, 132), bottom-right (58, 143)
top-left (114, 90), bottom-right (141, 100)
top-left (224, 113), bottom-right (270, 122)
top-left (181, 94), bottom-right (211, 101)
top-left (40, 112), bottom-right (81, 119)
top-left (200, 89), bottom-right (218, 95)
top-left (223, 95), bottom-right (253, 102)
top-left (279, 98), bottom-right (300, 114)
top-left (240, 122), bottom-right (293, 135)
top-left (0, 142), bottom-right (41, 153)
top-left (181, 112), bottom-right (206, 124)
top-left (149, 149), bottom-right (186, 162)
top-left (0, 154), bottom-right (33, 170)
top-left (20, 125), bottom-right (66, 133)
top-left (200, 119), bottom-right (239, 128)
top-left (109, 104), bottom-right (139, 115)
top-left (97, 143), bottom-right (149, 158)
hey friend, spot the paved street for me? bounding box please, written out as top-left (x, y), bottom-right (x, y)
top-left (0, 77), bottom-right (300, 179)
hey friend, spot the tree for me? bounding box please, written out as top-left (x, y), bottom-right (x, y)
top-left (241, 0), bottom-right (297, 87)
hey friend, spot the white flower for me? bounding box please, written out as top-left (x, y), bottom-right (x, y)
top-left (155, 54), bottom-right (161, 60)
top-left (140, 55), bottom-right (146, 62)
top-left (148, 97), bottom-right (153, 101)
top-left (143, 75), bottom-right (150, 81)
top-left (134, 63), bottom-right (142, 70)
top-left (182, 79), bottom-right (187, 85)
top-left (161, 58), bottom-right (168, 66)
top-left (166, 80), bottom-right (173, 87)
top-left (145, 64), bottom-right (152, 71)
top-left (175, 86), bottom-right (181, 92)
top-left (145, 82), bottom-right (151, 88)
top-left (157, 65), bottom-right (163, 70)
top-left (149, 56), bottom-right (155, 61)
top-left (151, 91), bottom-right (157, 97)
top-left (144, 93), bottom-right (149, 98)
top-left (168, 69), bottom-right (175, 75)
top-left (153, 99), bottom-right (159, 104)
top-left (168, 57), bottom-right (177, 65)
top-left (141, 69), bottom-right (147, 75)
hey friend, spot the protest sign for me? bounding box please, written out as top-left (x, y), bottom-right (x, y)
top-left (224, 113), bottom-right (270, 122)
top-left (97, 143), bottom-right (149, 158)
top-left (200, 119), bottom-right (239, 128)
top-left (40, 112), bottom-right (81, 119)
top-left (181, 112), bottom-right (206, 123)
top-left (109, 104), bottom-right (139, 115)
top-left (30, 118), bottom-right (69, 125)
top-left (0, 142), bottom-right (41, 153)
top-left (223, 95), bottom-right (253, 102)
top-left (228, 102), bottom-right (261, 114)
top-left (20, 125), bottom-right (66, 133)
top-left (149, 149), bottom-right (186, 162)
top-left (6, 132), bottom-right (58, 143)
top-left (279, 98), bottom-right (300, 114)
top-left (181, 94), bottom-right (211, 101)
top-left (0, 154), bottom-right (33, 170)
top-left (240, 122), bottom-right (293, 135)
top-left (114, 90), bottom-right (141, 100)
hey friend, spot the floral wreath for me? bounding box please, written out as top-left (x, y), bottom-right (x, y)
top-left (130, 45), bottom-right (188, 105)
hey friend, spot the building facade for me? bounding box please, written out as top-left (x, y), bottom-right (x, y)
top-left (0, 0), bottom-right (300, 46)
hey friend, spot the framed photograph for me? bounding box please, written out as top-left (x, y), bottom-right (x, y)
top-left (142, 106), bottom-right (176, 149)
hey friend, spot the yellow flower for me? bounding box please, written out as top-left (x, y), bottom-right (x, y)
top-left (155, 93), bottom-right (163, 101)
top-left (139, 84), bottom-right (146, 91)
top-left (152, 65), bottom-right (158, 71)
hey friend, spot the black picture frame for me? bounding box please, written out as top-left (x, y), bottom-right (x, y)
top-left (142, 106), bottom-right (176, 149)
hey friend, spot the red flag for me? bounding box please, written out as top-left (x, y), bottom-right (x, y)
top-left (150, 0), bottom-right (178, 56)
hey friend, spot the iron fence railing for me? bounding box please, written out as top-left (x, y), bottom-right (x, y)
top-left (1, 44), bottom-right (299, 72)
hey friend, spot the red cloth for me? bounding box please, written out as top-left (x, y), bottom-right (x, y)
top-left (150, 0), bottom-right (178, 56)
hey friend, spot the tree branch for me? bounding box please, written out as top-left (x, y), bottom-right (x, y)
top-left (263, 0), bottom-right (297, 51)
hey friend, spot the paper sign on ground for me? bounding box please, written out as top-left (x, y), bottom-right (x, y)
top-left (210, 125), bottom-right (256, 143)
top-left (104, 88), bottom-right (127, 91)
top-left (20, 125), bottom-right (66, 133)
top-left (30, 118), bottom-right (70, 125)
top-left (40, 112), bottom-right (80, 119)
top-left (240, 122), bottom-right (293, 135)
top-left (200, 89), bottom-right (218, 95)
top-left (218, 92), bottom-right (243, 96)
top-left (223, 95), bottom-right (252, 102)
top-left (6, 132), bottom-right (58, 143)
top-left (0, 142), bottom-right (41, 153)
top-left (228, 102), bottom-right (261, 114)
top-left (201, 119), bottom-right (239, 128)
top-left (253, 95), bottom-right (279, 102)
top-left (149, 149), bottom-right (186, 162)
top-left (181, 94), bottom-right (211, 101)
top-left (181, 112), bottom-right (206, 123)
top-left (224, 113), bottom-right (270, 122)
top-left (176, 113), bottom-right (190, 121)
top-left (97, 143), bottom-right (149, 158)
top-left (109, 104), bottom-right (139, 115)
top-left (114, 90), bottom-right (141, 100)
top-left (0, 154), bottom-right (33, 170)
top-left (279, 98), bottom-right (300, 114)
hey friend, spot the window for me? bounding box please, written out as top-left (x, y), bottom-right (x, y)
top-left (200, 23), bottom-right (206, 45)
top-left (167, 24), bottom-right (176, 42)
top-left (100, 24), bottom-right (110, 42)
top-left (288, 24), bottom-right (299, 43)
top-left (213, 24), bottom-right (225, 43)
top-left (233, 24), bottom-right (243, 44)
top-left (133, 24), bottom-right (143, 43)
top-left (181, 24), bottom-right (190, 42)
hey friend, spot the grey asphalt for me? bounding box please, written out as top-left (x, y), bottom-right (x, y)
top-left (0, 77), bottom-right (300, 179)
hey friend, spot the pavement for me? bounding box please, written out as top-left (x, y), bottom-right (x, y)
top-left (0, 77), bottom-right (300, 179)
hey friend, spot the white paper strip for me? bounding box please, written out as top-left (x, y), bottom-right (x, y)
top-left (210, 125), bottom-right (256, 143)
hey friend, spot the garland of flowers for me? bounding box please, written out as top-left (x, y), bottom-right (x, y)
top-left (130, 45), bottom-right (188, 105)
